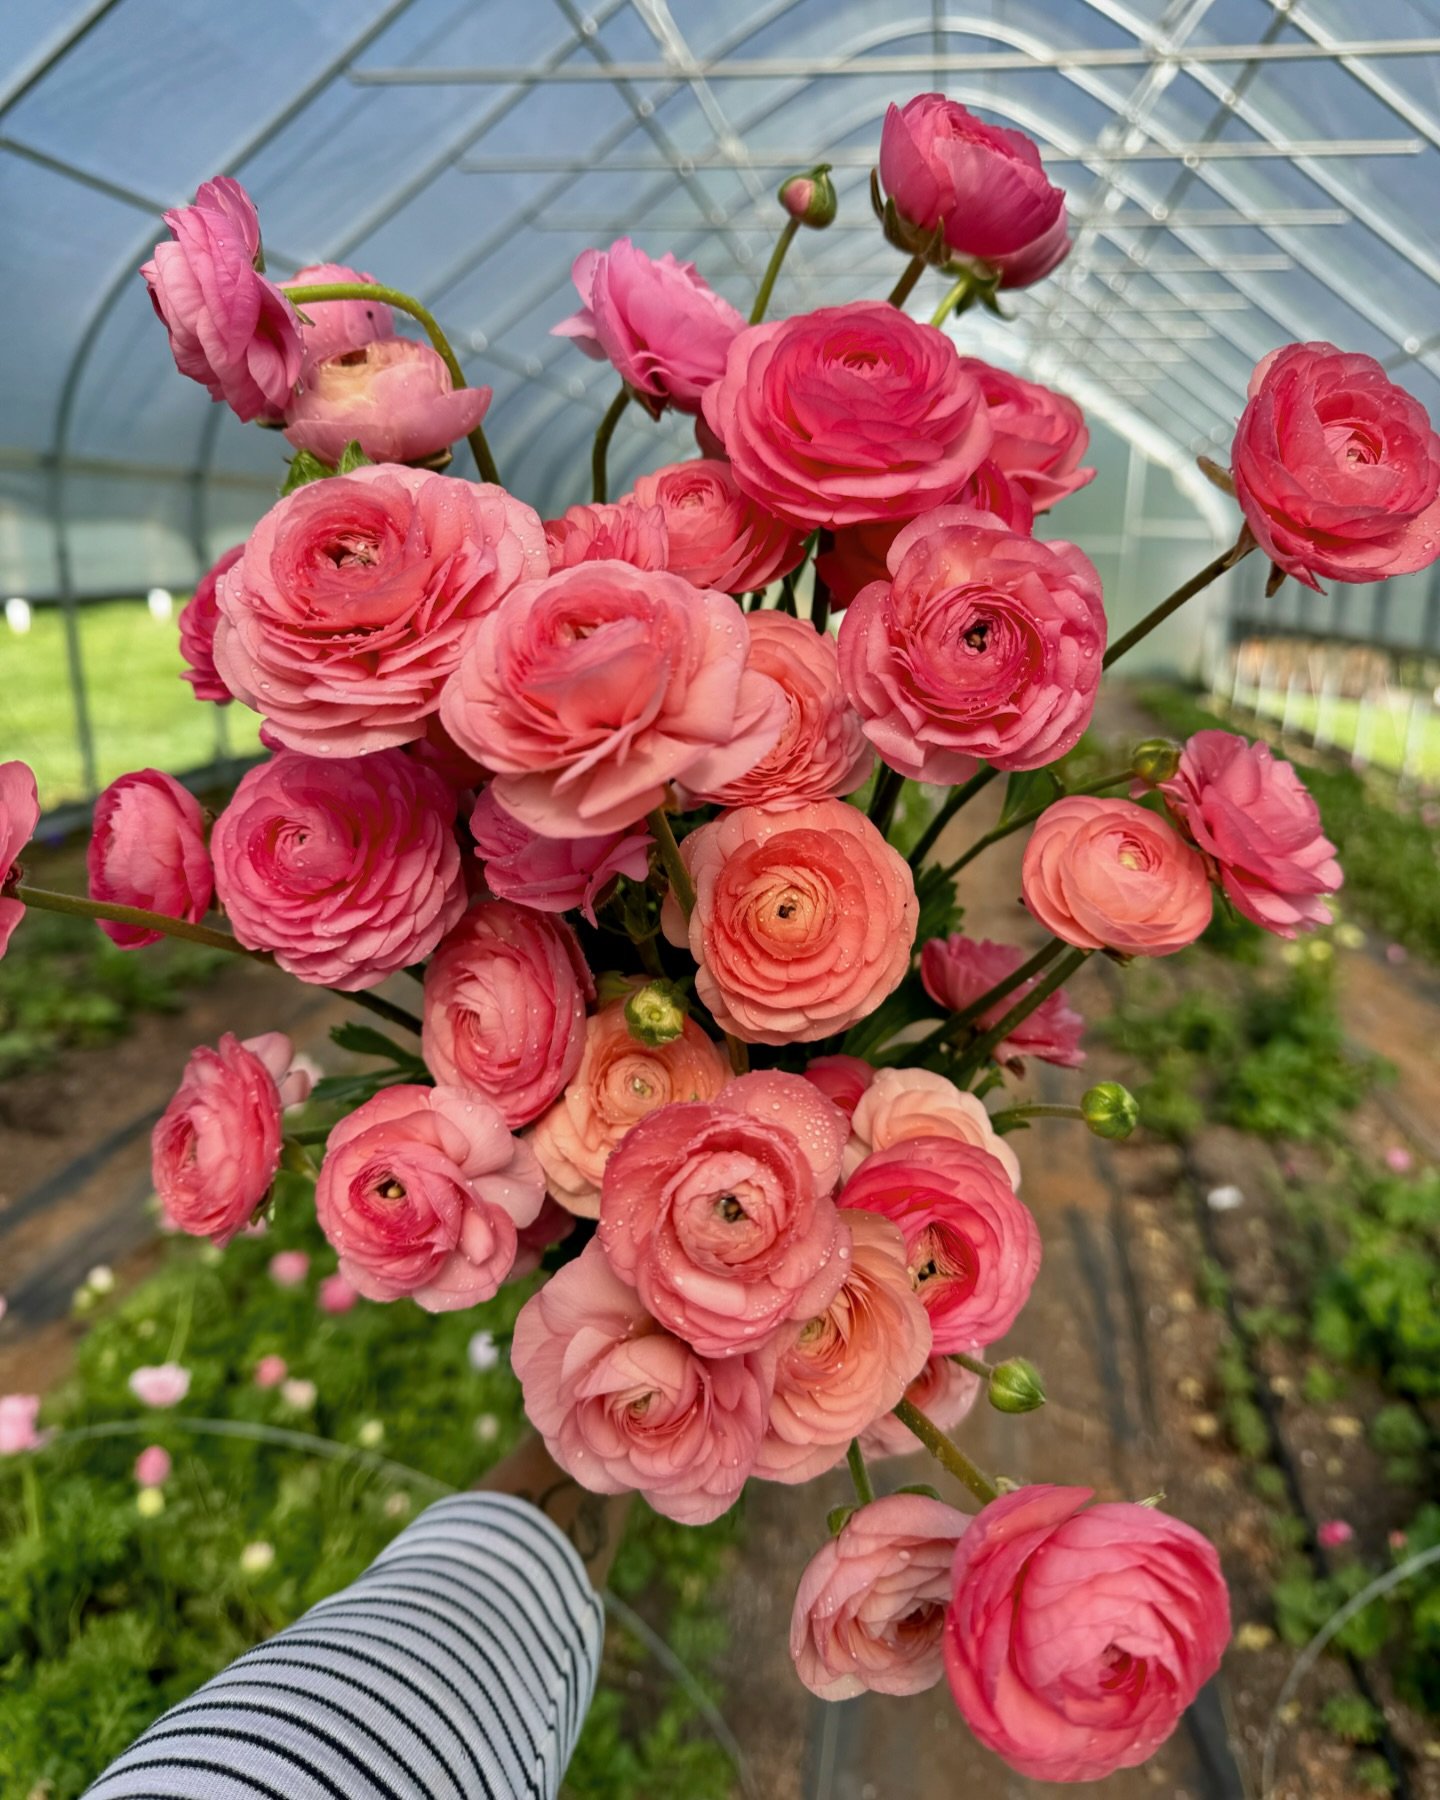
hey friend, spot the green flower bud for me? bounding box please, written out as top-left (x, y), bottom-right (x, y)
top-left (988, 1357), bottom-right (1046, 1415)
top-left (624, 979), bottom-right (689, 1047)
top-left (1082, 1081), bottom-right (1141, 1140)
top-left (1131, 738), bottom-right (1182, 784)
top-left (779, 165), bottom-right (837, 229)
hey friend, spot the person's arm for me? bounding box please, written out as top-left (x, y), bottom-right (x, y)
top-left (477, 1431), bottom-right (633, 1588)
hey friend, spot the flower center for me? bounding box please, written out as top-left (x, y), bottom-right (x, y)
top-left (322, 532), bottom-right (380, 569)
top-left (715, 1193), bottom-right (747, 1224)
top-left (1100, 1644), bottom-right (1146, 1699)
top-left (376, 1175), bottom-right (406, 1202)
top-left (963, 619), bottom-right (991, 653)
top-left (631, 1077), bottom-right (653, 1097)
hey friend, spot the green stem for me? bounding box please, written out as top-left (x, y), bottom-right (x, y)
top-left (165, 1271), bottom-right (197, 1367)
top-left (886, 253), bottom-right (927, 309)
top-left (750, 217), bottom-right (800, 324)
top-left (810, 533), bottom-right (833, 635)
top-left (591, 384), bottom-right (631, 504)
top-left (907, 766), bottom-right (998, 870)
top-left (903, 937), bottom-right (1066, 1063)
top-left (957, 946), bottom-right (1091, 1080)
top-left (867, 765), bottom-right (906, 837)
top-left (940, 770), bottom-right (1134, 881)
top-left (288, 1128), bottom-right (333, 1147)
top-left (1102, 537), bottom-right (1253, 672)
top-left (930, 271), bottom-right (976, 327)
top-left (891, 1397), bottom-right (998, 1504)
top-left (951, 1351), bottom-right (995, 1379)
top-left (21, 1459), bottom-right (42, 1538)
top-left (846, 1439), bottom-right (876, 1506)
top-left (646, 807), bottom-right (695, 919)
top-left (989, 1102), bottom-right (1086, 1130)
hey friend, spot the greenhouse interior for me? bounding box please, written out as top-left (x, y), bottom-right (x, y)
top-left (2, 2), bottom-right (1440, 1796)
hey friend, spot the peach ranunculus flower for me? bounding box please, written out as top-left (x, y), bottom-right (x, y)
top-left (790, 1493), bottom-right (971, 1700)
top-left (842, 1067), bottom-right (1021, 1187)
top-left (1021, 795), bottom-right (1213, 957)
top-left (530, 989), bottom-right (730, 1219)
top-left (543, 498), bottom-right (670, 572)
top-left (631, 458), bottom-right (807, 594)
top-left (87, 769), bottom-right (213, 949)
top-left (662, 799), bottom-right (918, 1046)
top-left (859, 1351), bottom-right (983, 1460)
top-left (511, 1240), bottom-right (772, 1525)
top-left (753, 1209), bottom-right (931, 1484)
top-left (281, 337), bottom-right (492, 469)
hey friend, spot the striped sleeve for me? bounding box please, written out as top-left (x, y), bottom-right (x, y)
top-left (84, 1492), bottom-right (606, 1800)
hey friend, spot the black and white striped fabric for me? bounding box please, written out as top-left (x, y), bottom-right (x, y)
top-left (85, 1492), bottom-right (605, 1800)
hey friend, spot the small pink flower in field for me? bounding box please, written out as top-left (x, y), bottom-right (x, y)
top-left (1385, 1145), bottom-right (1415, 1175)
top-left (0, 1295), bottom-right (6, 1324)
top-left (269, 1250), bottom-right (310, 1288)
top-left (1317, 1519), bottom-right (1354, 1549)
top-left (134, 1445), bottom-right (172, 1489)
top-left (1390, 1530), bottom-right (1408, 1553)
top-left (87, 770), bottom-right (213, 949)
top-left (280, 1378), bottom-right (317, 1411)
top-left (1387, 942), bottom-right (1409, 964)
top-left (178, 545), bottom-right (242, 703)
top-left (921, 935), bottom-right (1086, 1070)
top-left (469, 790), bottom-right (651, 928)
top-left (254, 1355), bottom-right (288, 1389)
top-left (632, 458), bottom-right (807, 594)
top-left (543, 499), bottom-right (669, 572)
top-left (318, 1273), bottom-right (359, 1315)
top-left (283, 338), bottom-right (492, 469)
top-left (128, 1364), bottom-right (191, 1409)
top-left (0, 760), bottom-right (40, 960)
top-left (280, 262), bottom-right (396, 370)
top-left (0, 1395), bottom-right (42, 1455)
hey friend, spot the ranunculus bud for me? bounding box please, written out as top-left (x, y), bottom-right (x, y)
top-left (779, 165), bottom-right (837, 229)
top-left (1131, 738), bottom-right (1182, 784)
top-left (988, 1356), bottom-right (1046, 1415)
top-left (1082, 1082), bottom-right (1140, 1140)
top-left (624, 979), bottom-right (689, 1047)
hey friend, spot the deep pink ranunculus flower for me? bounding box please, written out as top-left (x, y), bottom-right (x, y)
top-left (837, 505), bottom-right (1106, 782)
top-left (315, 1084), bottom-right (543, 1312)
top-left (511, 1239), bottom-right (773, 1525)
top-left (141, 177), bottom-right (304, 421)
top-left (945, 1485), bottom-right (1231, 1782)
top-left (800, 1053), bottom-right (876, 1121)
top-left (282, 338), bottom-right (492, 468)
top-left (211, 749), bottom-right (467, 990)
top-left (87, 769), bottom-right (213, 949)
top-left (632, 458), bottom-right (808, 594)
top-left (280, 261), bottom-right (396, 370)
top-left (920, 934), bottom-right (1086, 1069)
top-left (1231, 343), bottom-right (1440, 590)
top-left (1022, 795), bottom-right (1213, 958)
top-left (438, 561), bottom-right (787, 838)
top-left (955, 359), bottom-right (1095, 512)
top-left (214, 464), bottom-right (547, 756)
top-left (151, 1030), bottom-right (312, 1244)
top-left (422, 900), bottom-right (593, 1128)
top-left (551, 239), bottom-right (745, 414)
top-left (702, 302), bottom-right (993, 531)
top-left (469, 788), bottom-right (651, 927)
top-left (179, 545), bottom-right (243, 704)
top-left (1159, 730), bottom-right (1342, 938)
top-left (544, 499), bottom-right (670, 572)
top-left (838, 1135), bottom-right (1039, 1353)
top-left (0, 760), bottom-right (40, 960)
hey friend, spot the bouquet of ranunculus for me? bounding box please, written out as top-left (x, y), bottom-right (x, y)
top-left (6, 91), bottom-right (1436, 1783)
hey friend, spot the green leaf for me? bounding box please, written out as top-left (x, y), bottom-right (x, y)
top-left (998, 767), bottom-right (1062, 828)
top-left (280, 449), bottom-right (333, 494)
top-left (337, 439), bottom-right (373, 474)
top-left (914, 863), bottom-right (963, 943)
top-left (329, 1021), bottom-right (423, 1066)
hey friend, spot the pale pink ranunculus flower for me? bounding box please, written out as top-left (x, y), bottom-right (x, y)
top-left (280, 262), bottom-right (396, 371)
top-left (141, 177), bottom-right (304, 421)
top-left (839, 1136), bottom-right (1039, 1353)
top-left (211, 749), bottom-right (467, 990)
top-left (315, 1083), bottom-right (544, 1312)
top-left (439, 561), bottom-right (786, 838)
top-left (945, 1485), bottom-right (1230, 1782)
top-left (597, 1074), bottom-right (850, 1359)
top-left (1159, 730), bottom-right (1341, 939)
top-left (469, 789), bottom-right (651, 928)
top-left (213, 464), bottom-right (547, 756)
top-left (253, 1354), bottom-right (288, 1390)
top-left (179, 545), bottom-right (243, 703)
top-left (859, 1351), bottom-right (983, 1460)
top-left (282, 338), bottom-right (492, 468)
top-left (684, 611), bottom-right (873, 810)
top-left (837, 506), bottom-right (1106, 781)
top-left (543, 499), bottom-right (669, 572)
top-left (0, 1394), bottom-right (42, 1455)
top-left (87, 769), bottom-right (213, 949)
top-left (423, 900), bottom-right (593, 1128)
top-left (920, 935), bottom-right (1086, 1070)
top-left (702, 302), bottom-right (992, 531)
top-left (530, 989), bottom-right (729, 1219)
top-left (955, 359), bottom-right (1095, 511)
top-left (152, 1031), bottom-right (310, 1244)
top-left (0, 761), bottom-right (41, 960)
top-left (843, 1067), bottom-right (1022, 1186)
top-left (511, 1240), bottom-right (772, 1525)
top-left (128, 1364), bottom-right (191, 1409)
top-left (318, 1273), bottom-right (360, 1315)
top-left (134, 1445), bottom-right (172, 1488)
top-left (754, 1209), bottom-right (931, 1484)
top-left (662, 800), bottom-right (918, 1046)
top-left (1022, 795), bottom-right (1213, 958)
top-left (790, 1493), bottom-right (971, 1700)
top-left (632, 458), bottom-right (807, 594)
top-left (551, 239), bottom-right (744, 413)
top-left (801, 1054), bottom-right (876, 1121)
top-left (268, 1250), bottom-right (310, 1288)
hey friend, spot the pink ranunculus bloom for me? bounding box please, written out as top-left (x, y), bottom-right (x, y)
top-left (839, 1136), bottom-right (1040, 1353)
top-left (316, 1084), bottom-right (544, 1312)
top-left (152, 1031), bottom-right (309, 1244)
top-left (423, 900), bottom-right (593, 1128)
top-left (1022, 795), bottom-right (1213, 958)
top-left (318, 1273), bottom-right (360, 1315)
top-left (0, 1395), bottom-right (42, 1455)
top-left (838, 506), bottom-right (1106, 782)
top-left (211, 749), bottom-right (467, 990)
top-left (87, 769), bottom-right (213, 949)
top-left (981, 209), bottom-right (1073, 290)
top-left (141, 177), bottom-right (304, 421)
top-left (662, 800), bottom-right (918, 1046)
top-left (128, 1364), bottom-right (191, 1409)
top-left (879, 95), bottom-right (1067, 268)
top-left (859, 1351), bottom-right (983, 1460)
top-left (508, 1193), bottom-right (577, 1280)
top-left (511, 1239), bottom-right (772, 1524)
top-left (801, 1054), bottom-right (876, 1121)
top-left (945, 1486), bottom-right (1231, 1782)
top-left (269, 1250), bottom-right (310, 1288)
top-left (0, 761), bottom-right (40, 960)
top-left (790, 1493), bottom-right (971, 1700)
top-left (439, 561), bottom-right (786, 838)
top-left (1159, 730), bottom-right (1342, 939)
top-left (955, 359), bottom-right (1095, 512)
top-left (632, 458), bottom-right (808, 594)
top-left (213, 464), bottom-right (547, 756)
top-left (703, 302), bottom-right (992, 531)
top-left (469, 788), bottom-right (650, 928)
top-left (179, 545), bottom-right (243, 703)
top-left (134, 1445), bottom-right (172, 1488)
top-left (253, 1354), bottom-right (288, 1389)
top-left (920, 934), bottom-right (1086, 1069)
top-left (1317, 1518), bottom-right (1354, 1549)
top-left (551, 239), bottom-right (744, 413)
top-left (530, 989), bottom-right (730, 1219)
top-left (406, 715), bottom-right (490, 798)
top-left (843, 1067), bottom-right (1022, 1186)
top-left (543, 499), bottom-right (670, 572)
top-left (597, 1076), bottom-right (850, 1359)
top-left (685, 612), bottom-right (873, 810)
top-left (282, 338), bottom-right (493, 469)
top-left (754, 1209), bottom-right (931, 1484)
top-left (280, 262), bottom-right (396, 370)
top-left (1231, 343), bottom-right (1440, 590)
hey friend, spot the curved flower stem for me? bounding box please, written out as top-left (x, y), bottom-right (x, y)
top-left (867, 765), bottom-right (906, 837)
top-left (956, 946), bottom-right (1091, 1081)
top-left (901, 937), bottom-right (1066, 1063)
top-left (846, 1438), bottom-right (876, 1506)
top-left (591, 383), bottom-right (631, 503)
top-left (939, 770), bottom-right (1134, 881)
top-left (886, 253), bottom-right (927, 309)
top-left (282, 281), bottom-right (501, 485)
top-left (950, 1350), bottom-right (995, 1379)
top-left (906, 765), bottom-right (997, 870)
top-left (929, 271), bottom-right (976, 327)
top-left (988, 1101), bottom-right (1086, 1131)
top-left (749, 217), bottom-right (800, 325)
top-left (644, 808), bottom-right (747, 1074)
top-left (1102, 535), bottom-right (1253, 672)
top-left (891, 1396), bottom-right (998, 1504)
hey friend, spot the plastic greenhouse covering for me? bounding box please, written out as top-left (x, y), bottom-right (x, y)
top-left (4, 0), bottom-right (1440, 806)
